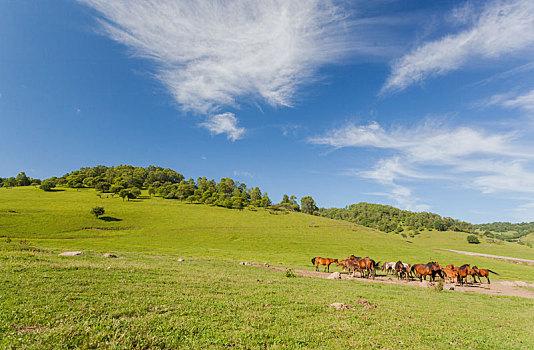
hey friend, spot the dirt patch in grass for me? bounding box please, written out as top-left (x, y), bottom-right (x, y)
top-left (82, 227), bottom-right (132, 231)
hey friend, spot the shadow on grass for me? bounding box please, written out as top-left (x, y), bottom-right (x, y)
top-left (46, 189), bottom-right (66, 192)
top-left (98, 216), bottom-right (122, 222)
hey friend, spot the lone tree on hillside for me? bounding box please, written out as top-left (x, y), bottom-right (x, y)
top-left (467, 234), bottom-right (480, 244)
top-left (40, 179), bottom-right (56, 191)
top-left (90, 206), bottom-right (105, 219)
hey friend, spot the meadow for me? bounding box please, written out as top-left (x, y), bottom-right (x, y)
top-left (1, 187), bottom-right (534, 349)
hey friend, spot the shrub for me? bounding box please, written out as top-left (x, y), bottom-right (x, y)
top-left (90, 206), bottom-right (105, 218)
top-left (467, 235), bottom-right (480, 244)
top-left (285, 269), bottom-right (296, 278)
top-left (433, 280), bottom-right (444, 292)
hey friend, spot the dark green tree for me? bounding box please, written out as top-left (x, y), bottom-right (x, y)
top-left (90, 206), bottom-right (105, 218)
top-left (301, 196), bottom-right (318, 215)
top-left (467, 235), bottom-right (480, 244)
top-left (15, 172), bottom-right (31, 186)
top-left (40, 179), bottom-right (56, 191)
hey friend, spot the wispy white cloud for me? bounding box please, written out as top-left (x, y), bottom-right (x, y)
top-left (233, 170), bottom-right (254, 178)
top-left (199, 112), bottom-right (245, 141)
top-left (79, 0), bottom-right (358, 115)
top-left (308, 121), bottom-right (524, 162)
top-left (358, 157), bottom-right (431, 211)
top-left (482, 89), bottom-right (534, 112)
top-left (310, 120), bottom-right (534, 210)
top-left (501, 89), bottom-right (534, 111)
top-left (468, 61), bottom-right (534, 87)
top-left (382, 0), bottom-right (534, 93)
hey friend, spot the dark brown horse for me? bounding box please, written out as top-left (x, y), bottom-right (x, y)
top-left (457, 264), bottom-right (478, 285)
top-left (311, 257), bottom-right (338, 272)
top-left (472, 266), bottom-right (499, 284)
top-left (394, 261), bottom-right (409, 280)
top-left (410, 262), bottom-right (443, 282)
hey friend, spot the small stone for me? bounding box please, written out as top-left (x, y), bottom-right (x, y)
top-left (58, 251), bottom-right (83, 256)
top-left (444, 283), bottom-right (455, 290)
top-left (329, 302), bottom-right (353, 310)
top-left (177, 258), bottom-right (185, 262)
top-left (264, 263), bottom-right (270, 267)
top-left (103, 253), bottom-right (118, 258)
top-left (327, 272), bottom-right (341, 280)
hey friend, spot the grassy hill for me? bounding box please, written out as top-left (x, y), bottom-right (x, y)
top-left (1, 187), bottom-right (534, 349)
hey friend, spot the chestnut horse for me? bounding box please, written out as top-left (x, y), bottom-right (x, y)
top-left (472, 266), bottom-right (499, 284)
top-left (337, 259), bottom-right (357, 273)
top-left (394, 261), bottom-right (409, 280)
top-left (442, 266), bottom-right (458, 283)
top-left (352, 257), bottom-right (380, 279)
top-left (311, 257), bottom-right (338, 272)
top-left (457, 264), bottom-right (478, 285)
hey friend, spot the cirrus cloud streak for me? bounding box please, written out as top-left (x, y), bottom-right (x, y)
top-left (309, 121), bottom-right (534, 210)
top-left (382, 0), bottom-right (534, 93)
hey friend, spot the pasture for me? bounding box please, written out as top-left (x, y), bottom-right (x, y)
top-left (1, 187), bottom-right (534, 349)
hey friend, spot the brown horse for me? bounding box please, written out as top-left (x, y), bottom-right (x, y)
top-left (410, 262), bottom-right (443, 282)
top-left (352, 257), bottom-right (380, 279)
top-left (394, 261), bottom-right (408, 280)
top-left (456, 264), bottom-right (478, 285)
top-left (311, 257), bottom-right (338, 272)
top-left (472, 266), bottom-right (499, 284)
top-left (442, 266), bottom-right (458, 283)
top-left (337, 259), bottom-right (357, 273)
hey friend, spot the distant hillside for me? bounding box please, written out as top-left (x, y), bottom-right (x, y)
top-left (319, 202), bottom-right (473, 235)
top-left (474, 222), bottom-right (534, 243)
top-left (5, 165), bottom-right (533, 243)
top-left (1, 165), bottom-right (300, 211)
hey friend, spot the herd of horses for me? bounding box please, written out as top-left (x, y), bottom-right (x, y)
top-left (311, 256), bottom-right (499, 286)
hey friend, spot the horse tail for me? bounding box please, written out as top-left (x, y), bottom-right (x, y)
top-left (311, 257), bottom-right (316, 266)
top-left (488, 269), bottom-right (499, 275)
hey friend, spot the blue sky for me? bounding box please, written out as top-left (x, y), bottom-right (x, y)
top-left (1, 0), bottom-right (534, 223)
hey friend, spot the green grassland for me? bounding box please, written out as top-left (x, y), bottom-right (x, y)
top-left (1, 187), bottom-right (534, 349)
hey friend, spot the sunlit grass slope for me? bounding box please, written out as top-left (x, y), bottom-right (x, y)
top-left (1, 187), bottom-right (533, 280)
top-left (0, 246), bottom-right (533, 349)
top-left (2, 187), bottom-right (534, 349)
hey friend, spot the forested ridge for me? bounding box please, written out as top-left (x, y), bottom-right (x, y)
top-left (473, 222), bottom-right (534, 242)
top-left (320, 202), bottom-right (473, 235)
top-left (2, 165), bottom-right (533, 241)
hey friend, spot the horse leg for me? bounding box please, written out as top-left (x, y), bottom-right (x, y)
top-left (487, 276), bottom-right (490, 284)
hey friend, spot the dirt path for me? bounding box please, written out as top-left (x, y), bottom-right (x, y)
top-left (442, 249), bottom-right (534, 265)
top-left (249, 263), bottom-right (534, 299)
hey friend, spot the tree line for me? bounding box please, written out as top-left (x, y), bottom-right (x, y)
top-left (474, 222), bottom-right (534, 243)
top-left (6, 165), bottom-right (529, 240)
top-left (5, 165), bottom-right (310, 211)
top-left (0, 172), bottom-right (41, 188)
top-left (319, 202), bottom-right (473, 234)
